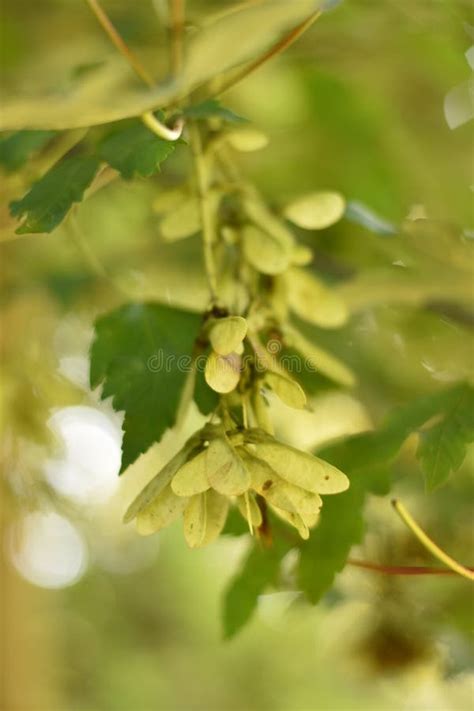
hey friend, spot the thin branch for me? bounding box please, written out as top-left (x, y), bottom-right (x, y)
top-left (85, 0), bottom-right (155, 87)
top-left (214, 10), bottom-right (322, 97)
top-left (392, 499), bottom-right (474, 581)
top-left (348, 559), bottom-right (474, 577)
top-left (188, 122), bottom-right (219, 303)
top-left (169, 0), bottom-right (185, 75)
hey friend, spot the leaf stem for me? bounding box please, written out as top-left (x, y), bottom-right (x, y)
top-left (85, 0), bottom-right (182, 141)
top-left (141, 112), bottom-right (184, 141)
top-left (169, 0), bottom-right (185, 75)
top-left (392, 499), bottom-right (474, 581)
top-left (84, 0), bottom-right (154, 87)
top-left (348, 558), bottom-right (474, 576)
top-left (213, 10), bottom-right (322, 98)
top-left (188, 122), bottom-right (219, 304)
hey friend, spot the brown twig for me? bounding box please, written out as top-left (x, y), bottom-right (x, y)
top-left (214, 10), bottom-right (322, 97)
top-left (348, 559), bottom-right (474, 577)
top-left (85, 0), bottom-right (154, 87)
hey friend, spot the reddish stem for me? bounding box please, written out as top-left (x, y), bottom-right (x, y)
top-left (348, 559), bottom-right (474, 577)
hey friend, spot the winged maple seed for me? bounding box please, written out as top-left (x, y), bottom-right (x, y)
top-left (124, 424), bottom-right (349, 548)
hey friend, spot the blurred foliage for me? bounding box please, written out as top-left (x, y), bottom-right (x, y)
top-left (1, 1), bottom-right (473, 710)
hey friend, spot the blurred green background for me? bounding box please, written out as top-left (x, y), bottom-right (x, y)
top-left (1, 1), bottom-right (473, 710)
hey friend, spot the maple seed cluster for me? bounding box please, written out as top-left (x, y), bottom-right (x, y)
top-left (124, 424), bottom-right (349, 548)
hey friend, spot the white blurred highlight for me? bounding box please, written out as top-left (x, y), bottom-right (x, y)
top-left (44, 406), bottom-right (122, 504)
top-left (8, 512), bottom-right (87, 589)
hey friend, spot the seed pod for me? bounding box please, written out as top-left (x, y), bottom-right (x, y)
top-left (287, 268), bottom-right (348, 329)
top-left (183, 493), bottom-right (207, 548)
top-left (243, 196), bottom-right (295, 251)
top-left (264, 371), bottom-right (306, 409)
top-left (209, 316), bottom-right (248, 356)
top-left (205, 350), bottom-right (241, 393)
top-left (171, 449), bottom-right (210, 496)
top-left (206, 436), bottom-right (250, 495)
top-left (124, 443), bottom-right (196, 523)
top-left (252, 439), bottom-right (349, 495)
top-left (239, 448), bottom-right (322, 514)
top-left (136, 483), bottom-right (188, 535)
top-left (160, 197), bottom-right (201, 241)
top-left (242, 224), bottom-right (290, 275)
top-left (226, 127), bottom-right (269, 152)
top-left (291, 245), bottom-right (313, 266)
top-left (271, 505), bottom-right (310, 540)
top-left (152, 188), bottom-right (187, 215)
top-left (284, 191), bottom-right (346, 230)
top-left (237, 492), bottom-right (263, 529)
top-left (201, 490), bottom-right (229, 546)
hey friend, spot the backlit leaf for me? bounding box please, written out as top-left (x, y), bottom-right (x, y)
top-left (206, 436), bottom-right (251, 496)
top-left (242, 224), bottom-right (290, 275)
top-left (264, 371), bottom-right (307, 409)
top-left (183, 494), bottom-right (207, 548)
top-left (284, 191), bottom-right (345, 230)
top-left (252, 438), bottom-right (349, 495)
top-left (160, 198), bottom-right (201, 241)
top-left (205, 350), bottom-right (241, 394)
top-left (171, 449), bottom-right (211, 496)
top-left (136, 483), bottom-right (188, 536)
top-left (287, 268), bottom-right (348, 328)
top-left (209, 316), bottom-right (248, 356)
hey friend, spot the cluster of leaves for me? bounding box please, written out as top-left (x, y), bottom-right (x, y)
top-left (2, 0), bottom-right (473, 641)
top-left (224, 381), bottom-right (474, 636)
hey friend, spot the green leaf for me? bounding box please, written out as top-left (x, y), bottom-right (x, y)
top-left (417, 383), bottom-right (474, 490)
top-left (298, 382), bottom-right (471, 603)
top-left (98, 119), bottom-right (176, 180)
top-left (10, 156), bottom-right (100, 234)
top-left (0, 130), bottom-right (56, 172)
top-left (194, 364), bottom-right (219, 416)
top-left (90, 303), bottom-right (203, 472)
top-left (222, 507), bottom-right (249, 537)
top-left (222, 537), bottom-right (291, 639)
top-left (298, 467), bottom-right (390, 604)
top-left (183, 100), bottom-right (246, 124)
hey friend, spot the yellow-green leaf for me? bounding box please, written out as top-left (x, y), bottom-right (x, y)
top-left (226, 128), bottom-right (269, 152)
top-left (284, 191), bottom-right (346, 230)
top-left (237, 492), bottom-right (263, 528)
top-left (160, 198), bottom-right (201, 241)
top-left (206, 437), bottom-right (250, 496)
top-left (253, 439), bottom-right (349, 495)
top-left (124, 443), bottom-right (194, 522)
top-left (242, 225), bottom-right (290, 275)
top-left (209, 316), bottom-right (248, 356)
top-left (171, 449), bottom-right (210, 496)
top-left (240, 448), bottom-right (321, 515)
top-left (287, 268), bottom-right (348, 328)
top-left (183, 493), bottom-right (207, 548)
top-left (201, 490), bottom-right (229, 546)
top-left (264, 371), bottom-right (307, 409)
top-left (136, 483), bottom-right (188, 536)
top-left (205, 351), bottom-right (241, 393)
